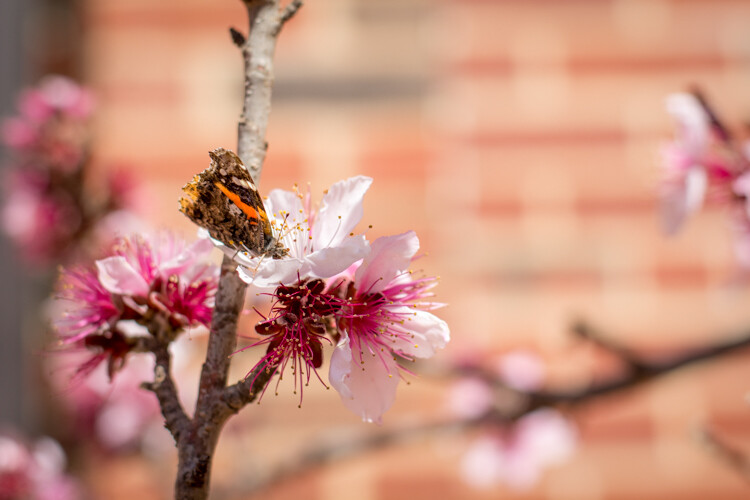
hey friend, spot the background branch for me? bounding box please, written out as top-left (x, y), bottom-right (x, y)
top-left (697, 425), bottom-right (750, 482)
top-left (243, 322), bottom-right (750, 494)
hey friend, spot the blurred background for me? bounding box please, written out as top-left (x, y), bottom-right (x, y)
top-left (3, 0), bottom-right (750, 499)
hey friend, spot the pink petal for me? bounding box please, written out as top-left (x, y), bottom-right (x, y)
top-left (1, 118), bottom-right (37, 148)
top-left (355, 231), bottom-right (419, 294)
top-left (734, 172), bottom-right (750, 198)
top-left (313, 176), bottom-right (372, 249)
top-left (160, 237), bottom-right (214, 278)
top-left (96, 256), bottom-right (150, 296)
top-left (329, 332), bottom-right (400, 424)
top-left (496, 350), bottom-right (545, 391)
top-left (388, 307), bottom-right (450, 358)
top-left (516, 409), bottom-right (577, 466)
top-left (460, 437), bottom-right (505, 489)
top-left (446, 378), bottom-right (493, 419)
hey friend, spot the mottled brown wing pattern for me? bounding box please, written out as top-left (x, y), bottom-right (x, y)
top-left (179, 148), bottom-right (287, 258)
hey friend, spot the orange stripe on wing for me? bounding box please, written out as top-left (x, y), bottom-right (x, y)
top-left (214, 181), bottom-right (259, 225)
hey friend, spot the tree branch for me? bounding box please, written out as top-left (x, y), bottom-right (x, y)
top-left (237, 0), bottom-right (301, 181)
top-left (243, 323), bottom-right (750, 494)
top-left (171, 1), bottom-right (293, 498)
top-left (222, 361), bottom-right (276, 412)
top-left (142, 342), bottom-right (191, 442)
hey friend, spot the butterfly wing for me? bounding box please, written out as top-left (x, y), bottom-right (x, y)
top-left (180, 148), bottom-right (280, 256)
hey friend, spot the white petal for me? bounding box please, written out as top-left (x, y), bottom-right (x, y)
top-left (96, 256), bottom-right (150, 296)
top-left (388, 307), bottom-right (450, 358)
top-left (354, 231), bottom-right (419, 294)
top-left (265, 188), bottom-right (304, 223)
top-left (660, 167), bottom-right (706, 235)
top-left (313, 176), bottom-right (372, 249)
top-left (683, 167), bottom-right (707, 214)
top-left (329, 333), bottom-right (400, 424)
top-left (237, 256), bottom-right (307, 288)
top-left (666, 93), bottom-right (709, 157)
top-left (306, 235), bottom-right (369, 279)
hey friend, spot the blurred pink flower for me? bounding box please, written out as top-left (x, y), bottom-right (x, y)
top-left (1, 118), bottom-right (38, 149)
top-left (18, 76), bottom-right (94, 122)
top-left (446, 351), bottom-right (544, 419)
top-left (660, 92), bottom-right (749, 237)
top-left (232, 176), bottom-right (372, 287)
top-left (2, 76), bottom-right (145, 267)
top-left (2, 76), bottom-right (93, 172)
top-left (1, 170), bottom-right (81, 264)
top-left (496, 350), bottom-right (545, 392)
top-left (461, 409), bottom-right (577, 490)
top-left (0, 433), bottom-right (81, 500)
top-left (54, 232), bottom-right (219, 378)
top-left (660, 93), bottom-right (711, 235)
top-left (329, 231), bottom-right (449, 423)
top-left (446, 378), bottom-right (494, 419)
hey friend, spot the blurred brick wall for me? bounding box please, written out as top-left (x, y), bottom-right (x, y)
top-left (80, 0), bottom-right (750, 499)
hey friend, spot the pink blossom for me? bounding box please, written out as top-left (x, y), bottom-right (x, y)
top-left (232, 176), bottom-right (372, 287)
top-left (2, 77), bottom-right (92, 172)
top-left (241, 278), bottom-right (343, 403)
top-left (0, 433), bottom-right (81, 500)
top-left (496, 350), bottom-right (545, 392)
top-left (18, 76), bottom-right (94, 123)
top-left (461, 409), bottom-right (577, 490)
top-left (94, 233), bottom-right (218, 326)
top-left (1, 170), bottom-right (81, 264)
top-left (446, 378), bottom-right (494, 419)
top-left (1, 118), bottom-right (38, 149)
top-left (660, 93), bottom-right (711, 234)
top-left (329, 231), bottom-right (450, 423)
top-left (659, 92), bottom-right (748, 235)
top-left (53, 233), bottom-right (219, 378)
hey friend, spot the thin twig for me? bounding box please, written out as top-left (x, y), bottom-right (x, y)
top-left (690, 86), bottom-right (732, 142)
top-left (696, 425), bottom-right (750, 482)
top-left (571, 320), bottom-right (650, 374)
top-left (275, 0), bottom-right (303, 34)
top-left (142, 342), bottom-right (190, 442)
top-left (222, 361), bottom-right (276, 412)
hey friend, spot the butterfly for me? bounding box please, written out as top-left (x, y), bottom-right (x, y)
top-left (179, 148), bottom-right (288, 259)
